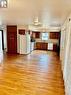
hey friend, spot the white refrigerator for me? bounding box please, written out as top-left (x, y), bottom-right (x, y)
top-left (19, 33), bottom-right (31, 54)
top-left (26, 33), bottom-right (31, 54)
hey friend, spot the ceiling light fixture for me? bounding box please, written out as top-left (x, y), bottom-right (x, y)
top-left (0, 0), bottom-right (7, 8)
top-left (34, 17), bottom-right (41, 26)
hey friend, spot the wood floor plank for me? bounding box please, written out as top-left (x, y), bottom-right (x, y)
top-left (0, 50), bottom-right (65, 95)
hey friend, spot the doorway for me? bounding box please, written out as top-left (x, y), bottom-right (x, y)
top-left (0, 30), bottom-right (4, 51)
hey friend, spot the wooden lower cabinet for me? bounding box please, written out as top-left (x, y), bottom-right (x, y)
top-left (53, 44), bottom-right (58, 52)
top-left (35, 42), bottom-right (58, 52)
top-left (35, 42), bottom-right (48, 50)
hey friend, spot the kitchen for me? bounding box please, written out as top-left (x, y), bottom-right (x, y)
top-left (6, 25), bottom-right (60, 55)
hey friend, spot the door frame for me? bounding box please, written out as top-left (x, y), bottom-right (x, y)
top-left (0, 30), bottom-right (4, 50)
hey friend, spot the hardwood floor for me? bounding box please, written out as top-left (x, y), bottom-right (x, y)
top-left (0, 50), bottom-right (65, 95)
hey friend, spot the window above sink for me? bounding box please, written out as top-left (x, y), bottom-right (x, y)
top-left (41, 32), bottom-right (49, 41)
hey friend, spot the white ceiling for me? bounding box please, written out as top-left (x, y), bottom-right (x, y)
top-left (0, 0), bottom-right (71, 27)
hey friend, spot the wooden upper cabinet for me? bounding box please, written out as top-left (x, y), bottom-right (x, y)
top-left (35, 32), bottom-right (40, 38)
top-left (50, 32), bottom-right (60, 39)
top-left (19, 29), bottom-right (25, 35)
top-left (7, 25), bottom-right (17, 54)
top-left (32, 32), bottom-right (40, 38)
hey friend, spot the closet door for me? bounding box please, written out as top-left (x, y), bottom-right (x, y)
top-left (7, 26), bottom-right (17, 54)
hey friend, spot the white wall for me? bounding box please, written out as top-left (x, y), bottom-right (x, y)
top-left (60, 13), bottom-right (71, 95)
top-left (64, 22), bottom-right (71, 95)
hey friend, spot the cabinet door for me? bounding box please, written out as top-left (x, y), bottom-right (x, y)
top-left (36, 42), bottom-right (48, 50)
top-left (36, 43), bottom-right (41, 50)
top-left (50, 32), bottom-right (60, 39)
top-left (53, 44), bottom-right (58, 52)
top-left (7, 26), bottom-right (17, 54)
top-left (32, 32), bottom-right (40, 38)
top-left (35, 32), bottom-right (40, 38)
top-left (41, 43), bottom-right (48, 50)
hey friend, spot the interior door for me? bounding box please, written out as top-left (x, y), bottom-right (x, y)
top-left (7, 26), bottom-right (17, 54)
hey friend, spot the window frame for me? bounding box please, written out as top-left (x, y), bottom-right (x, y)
top-left (41, 32), bottom-right (49, 41)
